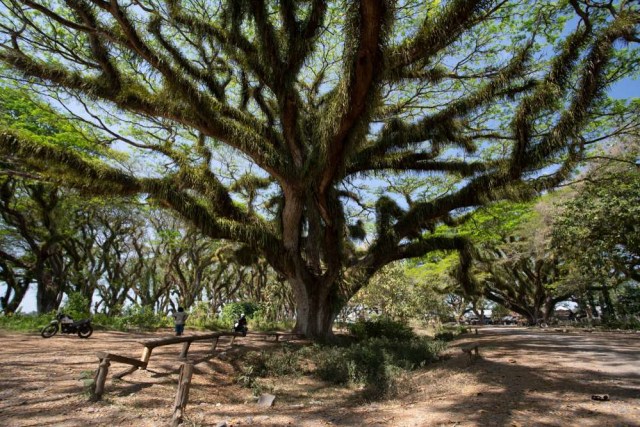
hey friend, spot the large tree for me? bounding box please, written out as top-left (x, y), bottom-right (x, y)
top-left (0, 1), bottom-right (639, 337)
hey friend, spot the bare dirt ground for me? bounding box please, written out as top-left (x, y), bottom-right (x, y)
top-left (0, 326), bottom-right (639, 427)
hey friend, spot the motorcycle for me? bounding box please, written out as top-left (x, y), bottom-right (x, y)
top-left (233, 320), bottom-right (248, 336)
top-left (41, 313), bottom-right (93, 339)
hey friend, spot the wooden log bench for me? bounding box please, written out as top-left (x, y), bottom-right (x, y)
top-left (460, 343), bottom-right (480, 362)
top-left (92, 331), bottom-right (242, 399)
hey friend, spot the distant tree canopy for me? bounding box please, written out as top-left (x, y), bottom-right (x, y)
top-left (554, 145), bottom-right (640, 285)
top-left (553, 141), bottom-right (640, 320)
top-left (0, 1), bottom-right (639, 338)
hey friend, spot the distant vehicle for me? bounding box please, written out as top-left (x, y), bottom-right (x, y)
top-left (500, 315), bottom-right (518, 325)
top-left (465, 316), bottom-right (492, 325)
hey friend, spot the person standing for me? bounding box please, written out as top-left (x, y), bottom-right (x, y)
top-left (173, 306), bottom-right (188, 336)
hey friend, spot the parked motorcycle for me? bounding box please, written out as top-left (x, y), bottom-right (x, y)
top-left (41, 313), bottom-right (93, 339)
top-left (233, 315), bottom-right (248, 336)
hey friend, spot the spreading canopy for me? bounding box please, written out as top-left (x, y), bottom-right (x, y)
top-left (0, 0), bottom-right (639, 337)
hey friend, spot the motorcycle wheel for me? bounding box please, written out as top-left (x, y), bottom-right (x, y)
top-left (41, 324), bottom-right (58, 338)
top-left (78, 324), bottom-right (93, 339)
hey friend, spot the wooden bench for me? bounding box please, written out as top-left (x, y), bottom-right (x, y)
top-left (461, 343), bottom-right (480, 362)
top-left (92, 331), bottom-right (242, 399)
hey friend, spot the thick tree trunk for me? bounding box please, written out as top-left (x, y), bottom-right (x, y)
top-left (601, 285), bottom-right (616, 321)
top-left (0, 273), bottom-right (30, 314)
top-left (36, 270), bottom-right (64, 314)
top-left (289, 277), bottom-right (341, 340)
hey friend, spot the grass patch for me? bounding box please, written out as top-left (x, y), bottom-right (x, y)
top-left (0, 313), bottom-right (53, 333)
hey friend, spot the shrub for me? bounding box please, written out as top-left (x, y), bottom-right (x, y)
top-left (314, 336), bottom-right (446, 399)
top-left (434, 331), bottom-right (455, 341)
top-left (62, 292), bottom-right (91, 320)
top-left (603, 316), bottom-right (640, 330)
top-left (233, 321), bottom-right (447, 401)
top-left (240, 344), bottom-right (303, 378)
top-left (347, 317), bottom-right (416, 341)
top-left (220, 301), bottom-right (259, 326)
top-left (92, 305), bottom-right (171, 331)
top-left (313, 345), bottom-right (350, 383)
top-left (435, 324), bottom-right (468, 341)
top-left (188, 301), bottom-right (227, 330)
top-left (236, 345), bottom-right (302, 396)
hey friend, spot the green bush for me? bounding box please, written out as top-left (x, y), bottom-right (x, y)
top-left (236, 345), bottom-right (302, 396)
top-left (602, 316), bottom-right (640, 330)
top-left (241, 345), bottom-right (303, 378)
top-left (0, 312), bottom-right (54, 332)
top-left (234, 329), bottom-right (446, 400)
top-left (92, 306), bottom-right (171, 331)
top-left (62, 292), bottom-right (91, 320)
top-left (435, 324), bottom-right (468, 340)
top-left (220, 301), bottom-right (259, 326)
top-left (434, 331), bottom-right (455, 341)
top-left (347, 318), bottom-right (416, 341)
top-left (187, 301), bottom-right (228, 330)
top-left (312, 345), bottom-right (350, 383)
top-left (314, 336), bottom-right (446, 399)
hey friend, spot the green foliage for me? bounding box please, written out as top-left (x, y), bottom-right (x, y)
top-left (314, 337), bottom-right (446, 399)
top-left (434, 324), bottom-right (469, 341)
top-left (347, 318), bottom-right (416, 341)
top-left (0, 86), bottom-right (116, 158)
top-left (220, 301), bottom-right (259, 326)
top-left (602, 317), bottom-right (640, 331)
top-left (237, 337), bottom-right (447, 400)
top-left (0, 312), bottom-right (54, 332)
top-left (247, 306), bottom-right (295, 332)
top-left (490, 304), bottom-right (512, 321)
top-left (62, 292), bottom-right (91, 320)
top-left (236, 344), bottom-right (304, 396)
top-left (553, 152), bottom-right (640, 286)
top-left (616, 284), bottom-right (640, 317)
top-left (435, 201), bottom-right (536, 244)
top-left (186, 301), bottom-right (227, 330)
top-left (242, 344), bottom-right (303, 378)
top-left (236, 325), bottom-right (446, 400)
top-left (92, 306), bottom-right (171, 331)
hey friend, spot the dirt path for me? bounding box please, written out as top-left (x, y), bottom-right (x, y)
top-left (0, 327), bottom-right (638, 426)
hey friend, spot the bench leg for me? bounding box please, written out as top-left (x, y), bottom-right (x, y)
top-left (172, 362), bottom-right (194, 427)
top-left (140, 347), bottom-right (152, 370)
top-left (93, 357), bottom-right (110, 400)
top-left (180, 341), bottom-right (191, 359)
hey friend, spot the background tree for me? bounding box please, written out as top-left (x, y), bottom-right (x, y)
top-left (553, 140), bottom-right (640, 321)
top-left (0, 177), bottom-right (73, 313)
top-left (0, 1), bottom-right (639, 337)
